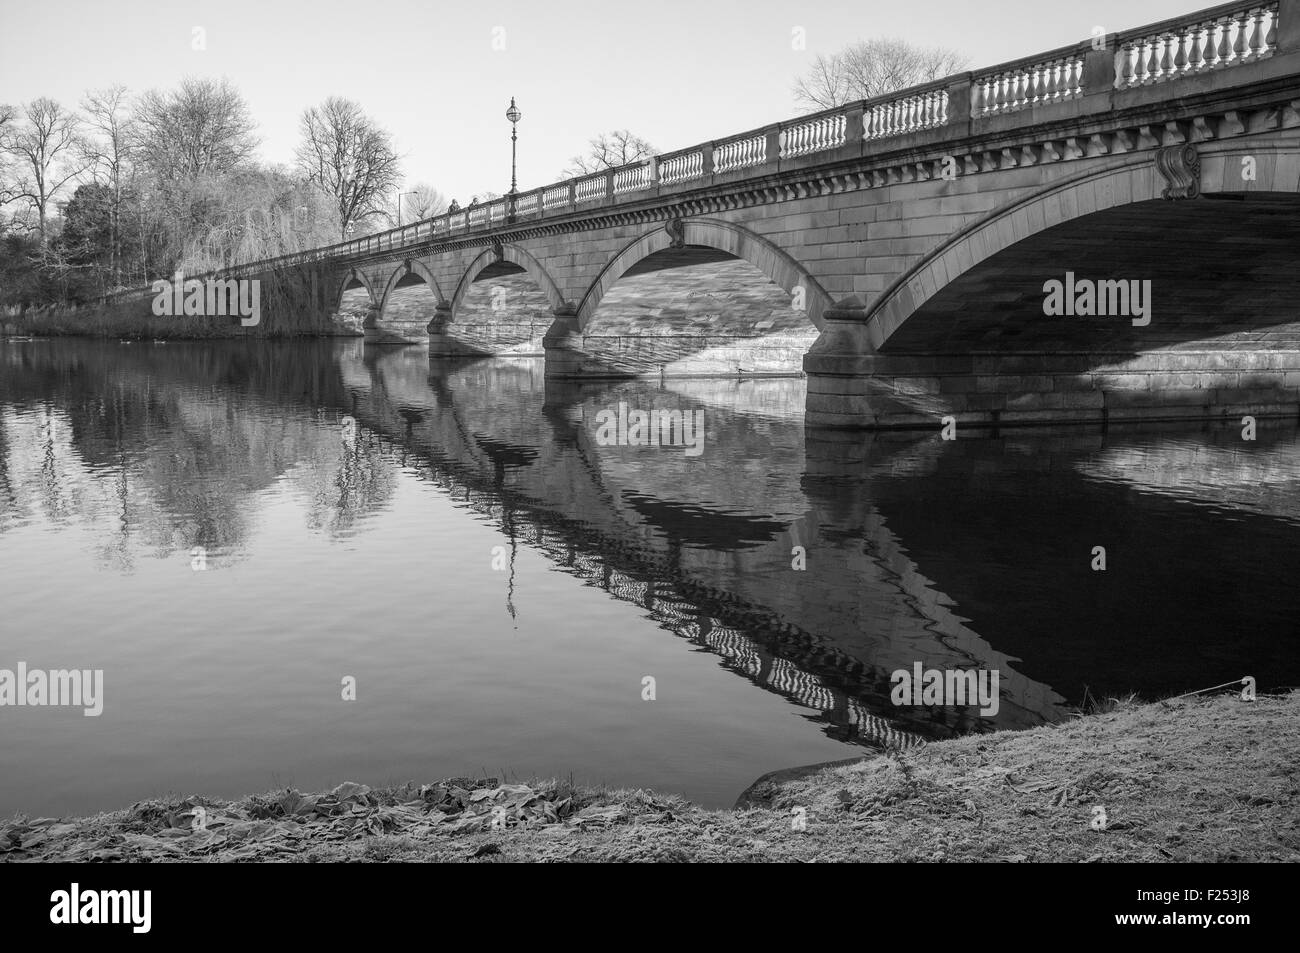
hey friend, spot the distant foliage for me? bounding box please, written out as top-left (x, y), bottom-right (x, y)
top-left (0, 83), bottom-right (439, 310)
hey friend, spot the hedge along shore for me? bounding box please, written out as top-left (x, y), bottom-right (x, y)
top-left (3, 691), bottom-right (1296, 863)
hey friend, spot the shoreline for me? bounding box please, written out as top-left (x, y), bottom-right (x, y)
top-left (4, 690), bottom-right (1296, 863)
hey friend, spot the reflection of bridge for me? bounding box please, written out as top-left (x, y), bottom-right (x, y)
top-left (109, 1), bottom-right (1300, 430)
top-left (335, 345), bottom-right (1069, 741)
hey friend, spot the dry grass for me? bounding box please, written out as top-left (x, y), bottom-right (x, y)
top-left (4, 691), bottom-right (1296, 863)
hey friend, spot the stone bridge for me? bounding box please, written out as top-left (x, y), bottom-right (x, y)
top-left (186, 1), bottom-right (1300, 428)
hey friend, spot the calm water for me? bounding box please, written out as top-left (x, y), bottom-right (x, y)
top-left (2, 338), bottom-right (1299, 815)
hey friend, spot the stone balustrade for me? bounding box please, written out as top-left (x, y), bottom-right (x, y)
top-left (1116, 2), bottom-right (1279, 87)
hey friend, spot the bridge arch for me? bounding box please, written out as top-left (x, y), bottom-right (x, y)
top-left (378, 258), bottom-right (447, 315)
top-left (334, 268), bottom-right (378, 310)
top-left (451, 243), bottom-right (566, 318)
top-left (863, 142), bottom-right (1300, 352)
top-left (577, 218), bottom-right (833, 332)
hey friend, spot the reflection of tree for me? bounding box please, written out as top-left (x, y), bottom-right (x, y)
top-left (0, 411), bottom-right (18, 532)
top-left (296, 423), bottom-right (396, 539)
top-left (0, 340), bottom-right (395, 571)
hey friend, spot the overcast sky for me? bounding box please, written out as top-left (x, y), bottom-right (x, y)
top-left (1, 0), bottom-right (1196, 202)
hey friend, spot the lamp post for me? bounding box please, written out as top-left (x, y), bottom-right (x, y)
top-left (396, 190), bottom-right (417, 227)
top-left (505, 97), bottom-right (522, 222)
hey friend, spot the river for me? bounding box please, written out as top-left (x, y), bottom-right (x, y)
top-left (1, 337), bottom-right (1296, 815)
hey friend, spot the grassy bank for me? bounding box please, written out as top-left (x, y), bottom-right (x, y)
top-left (4, 691), bottom-right (1296, 863)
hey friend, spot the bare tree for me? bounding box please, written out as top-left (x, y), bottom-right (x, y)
top-left (402, 182), bottom-right (447, 221)
top-left (131, 78), bottom-right (259, 186)
top-left (294, 97), bottom-right (402, 239)
top-left (563, 130), bottom-right (656, 177)
top-left (793, 39), bottom-right (968, 111)
top-left (0, 103), bottom-right (16, 214)
top-left (80, 86), bottom-right (133, 286)
top-left (4, 98), bottom-right (89, 244)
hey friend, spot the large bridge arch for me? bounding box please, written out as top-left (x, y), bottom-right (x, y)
top-left (451, 243), bottom-right (567, 318)
top-left (863, 141), bottom-right (1300, 352)
top-left (576, 217), bottom-right (834, 333)
top-left (378, 258), bottom-right (447, 315)
top-left (334, 268), bottom-right (378, 310)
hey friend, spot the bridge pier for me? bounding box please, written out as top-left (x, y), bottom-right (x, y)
top-left (426, 306), bottom-right (471, 357)
top-left (542, 310), bottom-right (592, 379)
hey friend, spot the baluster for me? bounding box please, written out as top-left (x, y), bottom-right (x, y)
top-left (1119, 44), bottom-right (1135, 87)
top-left (1266, 6), bottom-right (1278, 51)
top-left (1188, 26), bottom-right (1205, 71)
top-left (1158, 33), bottom-right (1175, 76)
top-left (1246, 8), bottom-right (1265, 59)
top-left (1173, 30), bottom-right (1189, 73)
top-left (1216, 16), bottom-right (1233, 65)
top-left (1232, 12), bottom-right (1249, 59)
top-left (993, 73), bottom-right (1006, 112)
top-left (1141, 38), bottom-right (1158, 82)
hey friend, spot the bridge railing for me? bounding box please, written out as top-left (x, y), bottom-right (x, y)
top-left (100, 0), bottom-right (1291, 304)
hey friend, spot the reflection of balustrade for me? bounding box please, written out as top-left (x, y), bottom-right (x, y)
top-left (358, 427), bottom-right (927, 749)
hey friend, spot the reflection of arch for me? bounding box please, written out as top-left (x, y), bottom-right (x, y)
top-left (864, 143), bottom-right (1300, 351)
top-left (335, 268), bottom-right (378, 310)
top-left (451, 244), bottom-right (566, 318)
top-left (577, 218), bottom-right (832, 332)
top-left (378, 259), bottom-right (447, 318)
